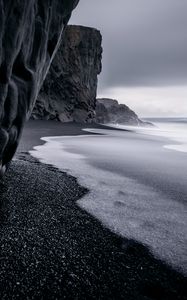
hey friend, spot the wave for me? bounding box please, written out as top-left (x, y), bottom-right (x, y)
top-left (144, 117), bottom-right (187, 124)
top-left (106, 121), bottom-right (187, 153)
top-left (30, 128), bottom-right (187, 274)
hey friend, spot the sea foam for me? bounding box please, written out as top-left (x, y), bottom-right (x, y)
top-left (30, 128), bottom-right (187, 274)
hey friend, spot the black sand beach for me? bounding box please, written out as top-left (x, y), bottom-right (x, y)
top-left (0, 120), bottom-right (186, 299)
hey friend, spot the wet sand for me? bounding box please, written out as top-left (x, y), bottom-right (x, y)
top-left (0, 120), bottom-right (186, 299)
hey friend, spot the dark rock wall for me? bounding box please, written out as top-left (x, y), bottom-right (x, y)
top-left (32, 25), bottom-right (102, 123)
top-left (0, 0), bottom-right (79, 173)
top-left (96, 98), bottom-right (144, 126)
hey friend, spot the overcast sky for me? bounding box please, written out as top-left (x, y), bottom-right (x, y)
top-left (71, 0), bottom-right (187, 117)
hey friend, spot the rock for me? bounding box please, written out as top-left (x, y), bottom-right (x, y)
top-left (95, 98), bottom-right (145, 126)
top-left (31, 26), bottom-right (151, 128)
top-left (0, 0), bottom-right (79, 172)
top-left (32, 25), bottom-right (102, 123)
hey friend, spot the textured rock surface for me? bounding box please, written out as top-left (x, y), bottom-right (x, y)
top-left (0, 0), bottom-right (79, 173)
top-left (32, 25), bottom-right (102, 123)
top-left (96, 98), bottom-right (145, 125)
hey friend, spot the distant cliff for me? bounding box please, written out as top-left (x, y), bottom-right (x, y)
top-left (95, 99), bottom-right (141, 125)
top-left (32, 25), bottom-right (102, 122)
top-left (96, 98), bottom-right (150, 126)
top-left (0, 1), bottom-right (79, 174)
top-left (32, 25), bottom-right (150, 127)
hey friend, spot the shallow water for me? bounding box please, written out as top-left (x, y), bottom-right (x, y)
top-left (107, 118), bottom-right (187, 153)
top-left (30, 126), bottom-right (187, 274)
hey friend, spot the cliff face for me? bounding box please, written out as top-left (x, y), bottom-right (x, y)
top-left (0, 0), bottom-right (79, 174)
top-left (32, 25), bottom-right (102, 123)
top-left (96, 98), bottom-right (144, 126)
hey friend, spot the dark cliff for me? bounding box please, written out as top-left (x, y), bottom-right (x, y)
top-left (32, 26), bottom-right (148, 127)
top-left (32, 25), bottom-right (102, 122)
top-left (96, 98), bottom-right (148, 126)
top-left (0, 0), bottom-right (79, 174)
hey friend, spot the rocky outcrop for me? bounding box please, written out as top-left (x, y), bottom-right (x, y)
top-left (0, 0), bottom-right (79, 174)
top-left (32, 25), bottom-right (102, 123)
top-left (96, 98), bottom-right (147, 126)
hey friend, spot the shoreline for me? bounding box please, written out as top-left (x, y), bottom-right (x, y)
top-left (18, 120), bottom-right (125, 153)
top-left (30, 125), bottom-right (187, 274)
top-left (0, 120), bottom-right (186, 299)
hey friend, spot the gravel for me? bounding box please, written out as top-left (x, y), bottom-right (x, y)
top-left (0, 153), bottom-right (186, 299)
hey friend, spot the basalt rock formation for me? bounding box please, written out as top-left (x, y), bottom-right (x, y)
top-left (0, 0), bottom-right (79, 175)
top-left (96, 98), bottom-right (147, 126)
top-left (32, 25), bottom-right (102, 122)
top-left (32, 26), bottom-right (148, 127)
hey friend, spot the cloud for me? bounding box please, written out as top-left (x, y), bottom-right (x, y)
top-left (71, 0), bottom-right (187, 88)
top-left (98, 86), bottom-right (187, 117)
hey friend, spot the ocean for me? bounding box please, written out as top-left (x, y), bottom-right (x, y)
top-left (145, 118), bottom-right (187, 152)
top-left (30, 119), bottom-right (187, 274)
top-left (108, 117), bottom-right (187, 153)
